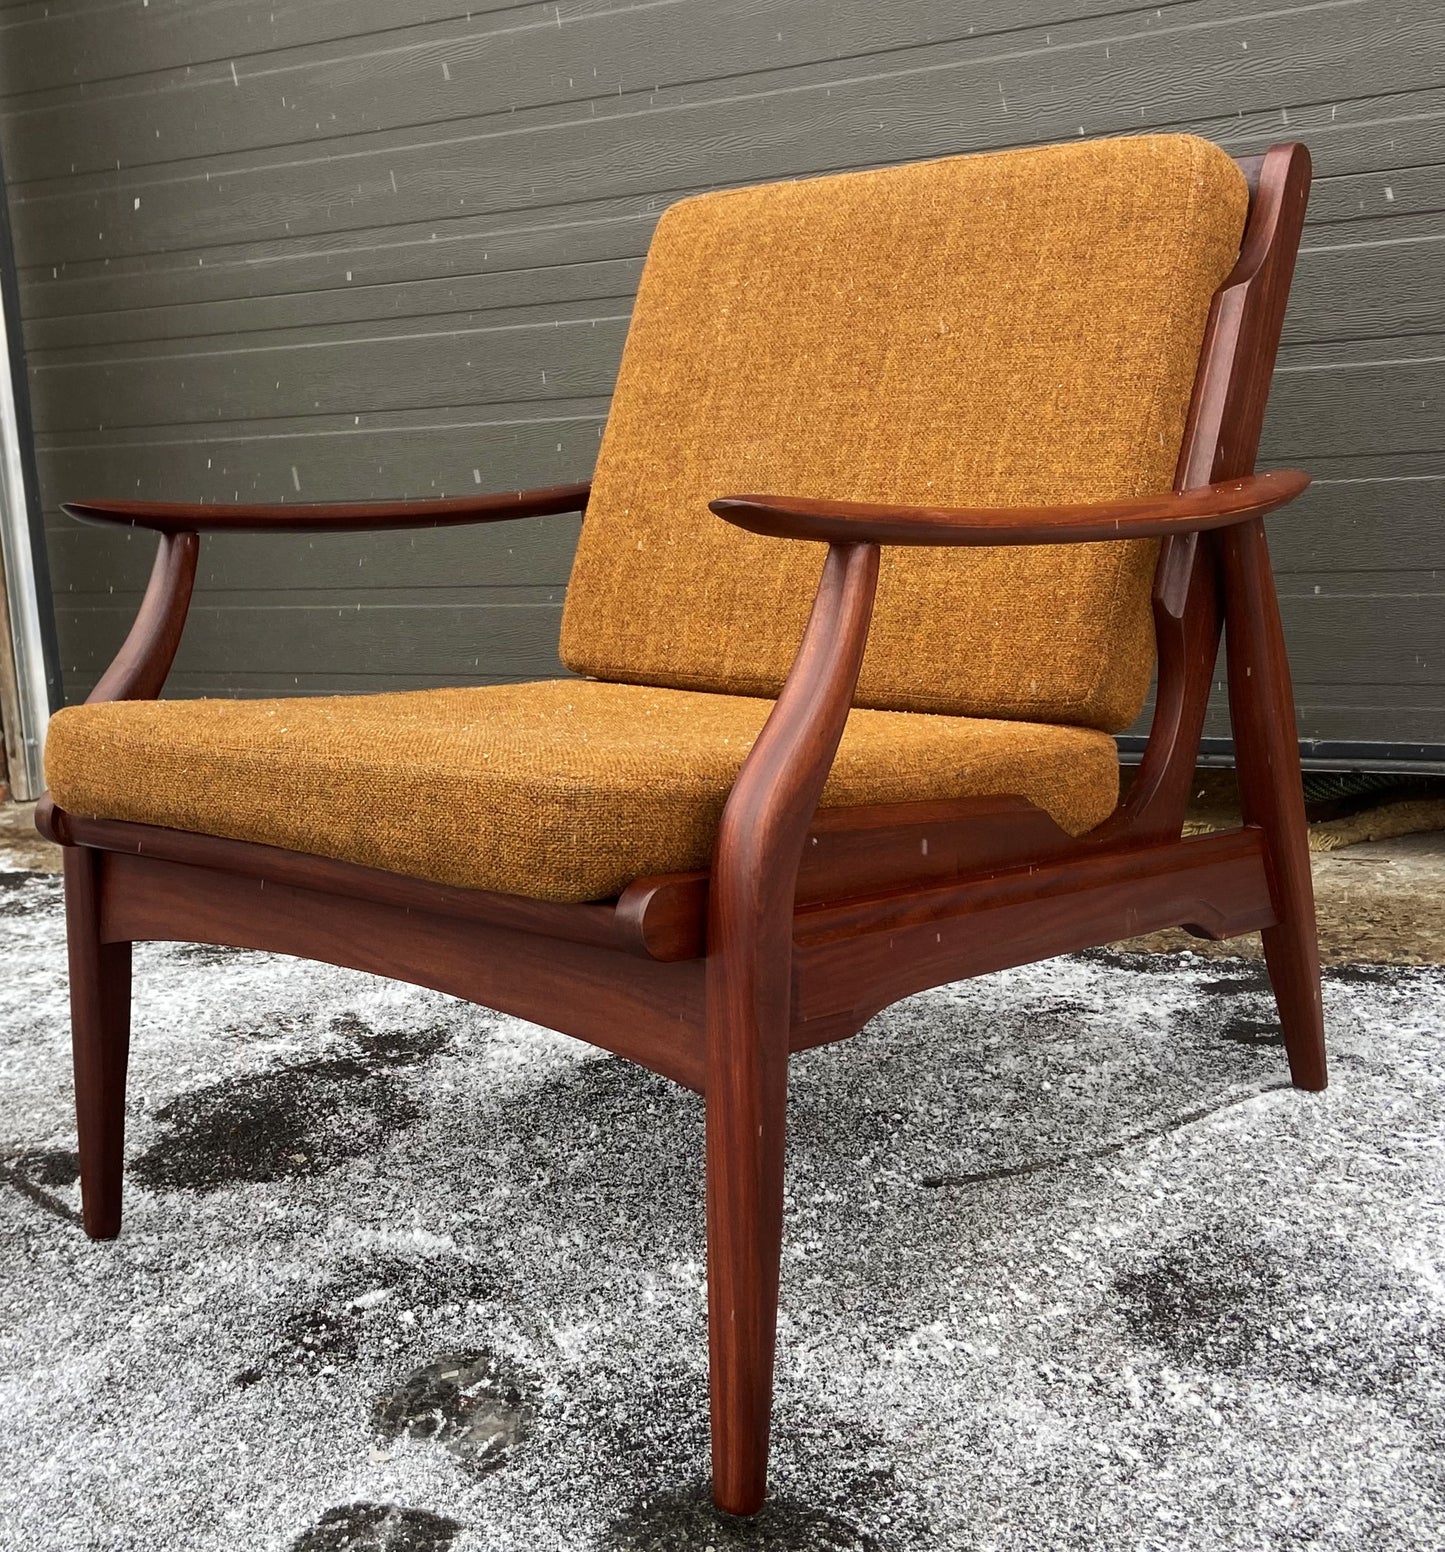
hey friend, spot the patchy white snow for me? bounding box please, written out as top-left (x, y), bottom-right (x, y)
top-left (0, 869), bottom-right (1442, 1550)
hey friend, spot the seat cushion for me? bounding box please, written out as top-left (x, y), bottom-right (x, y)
top-left (44, 680), bottom-right (1119, 903)
top-left (560, 133), bottom-right (1248, 732)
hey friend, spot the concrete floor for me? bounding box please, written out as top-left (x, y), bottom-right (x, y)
top-left (0, 802), bottom-right (56, 874)
top-left (3, 875), bottom-right (1443, 1552)
top-left (5, 799), bottom-right (1440, 966)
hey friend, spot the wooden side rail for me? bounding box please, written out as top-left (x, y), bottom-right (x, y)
top-left (95, 848), bottom-right (707, 1092)
top-left (790, 828), bottom-right (1277, 1042)
top-left (42, 808), bottom-right (655, 955)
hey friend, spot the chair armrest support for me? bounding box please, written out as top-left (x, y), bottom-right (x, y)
top-left (62, 480), bottom-right (591, 534)
top-left (709, 469), bottom-right (1308, 547)
top-left (713, 541), bottom-right (882, 914)
top-left (88, 531), bottom-right (200, 703)
top-left (706, 469), bottom-right (1311, 938)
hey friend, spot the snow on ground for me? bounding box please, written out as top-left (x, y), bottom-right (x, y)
top-left (1, 866), bottom-right (1442, 1551)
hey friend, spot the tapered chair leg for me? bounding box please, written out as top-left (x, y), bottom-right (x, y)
top-left (1260, 909), bottom-right (1326, 1089)
top-left (704, 941), bottom-right (790, 1517)
top-left (1220, 520), bottom-right (1327, 1091)
top-left (63, 847), bottom-right (133, 1238)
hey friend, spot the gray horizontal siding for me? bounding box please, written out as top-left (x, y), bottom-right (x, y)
top-left (10, 5), bottom-right (1442, 268)
top-left (53, 584), bottom-right (568, 684)
top-left (0, 0), bottom-right (1439, 754)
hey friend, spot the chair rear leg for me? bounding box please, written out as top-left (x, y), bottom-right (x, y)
top-left (1261, 904), bottom-right (1326, 1091)
top-left (1220, 520), bottom-right (1327, 1092)
top-left (704, 939), bottom-right (790, 1517)
top-left (1241, 719), bottom-right (1326, 1090)
top-left (64, 847), bottom-right (133, 1238)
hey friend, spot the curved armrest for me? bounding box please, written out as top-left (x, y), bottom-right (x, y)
top-left (69, 480), bottom-right (590, 705)
top-left (710, 469), bottom-right (1308, 546)
top-left (62, 480), bottom-right (590, 534)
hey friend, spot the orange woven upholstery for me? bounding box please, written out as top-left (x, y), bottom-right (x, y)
top-left (561, 134), bottom-right (1247, 732)
top-left (45, 680), bottom-right (1118, 902)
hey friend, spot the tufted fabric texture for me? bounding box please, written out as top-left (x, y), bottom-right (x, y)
top-left (561, 134), bottom-right (1248, 732)
top-left (45, 680), bottom-right (1118, 903)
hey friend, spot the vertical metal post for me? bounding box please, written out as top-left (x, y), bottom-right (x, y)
top-left (0, 150), bottom-right (58, 801)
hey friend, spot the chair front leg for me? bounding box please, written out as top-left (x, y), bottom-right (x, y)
top-left (64, 846), bottom-right (134, 1238)
top-left (1219, 519), bottom-right (1327, 1091)
top-left (704, 872), bottom-right (792, 1517)
top-left (699, 540), bottom-right (882, 1514)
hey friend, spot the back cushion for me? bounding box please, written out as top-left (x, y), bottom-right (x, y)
top-left (560, 135), bottom-right (1248, 732)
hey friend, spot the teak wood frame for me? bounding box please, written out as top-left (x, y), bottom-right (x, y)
top-left (39, 144), bottom-right (1322, 1516)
